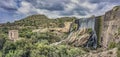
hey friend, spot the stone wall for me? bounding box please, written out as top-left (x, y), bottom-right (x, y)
top-left (9, 30), bottom-right (18, 41)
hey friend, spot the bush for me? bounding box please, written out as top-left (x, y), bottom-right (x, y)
top-left (117, 44), bottom-right (120, 57)
top-left (58, 23), bottom-right (65, 28)
top-left (0, 38), bottom-right (6, 50)
top-left (19, 28), bottom-right (33, 38)
top-left (0, 51), bottom-right (2, 57)
top-left (5, 50), bottom-right (25, 57)
top-left (88, 28), bottom-right (92, 34)
top-left (118, 28), bottom-right (120, 35)
top-left (108, 42), bottom-right (117, 49)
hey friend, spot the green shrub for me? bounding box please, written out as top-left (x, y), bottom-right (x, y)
top-left (5, 50), bottom-right (25, 57)
top-left (117, 49), bottom-right (120, 57)
top-left (118, 28), bottom-right (120, 35)
top-left (117, 44), bottom-right (120, 57)
top-left (0, 51), bottom-right (2, 57)
top-left (108, 42), bottom-right (117, 49)
top-left (88, 28), bottom-right (92, 34)
top-left (0, 38), bottom-right (6, 50)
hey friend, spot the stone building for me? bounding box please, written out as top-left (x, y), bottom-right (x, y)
top-left (9, 30), bottom-right (18, 41)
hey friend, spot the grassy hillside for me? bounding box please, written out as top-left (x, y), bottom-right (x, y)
top-left (0, 14), bottom-right (76, 42)
top-left (1, 14), bottom-right (75, 28)
top-left (0, 15), bottom-right (88, 57)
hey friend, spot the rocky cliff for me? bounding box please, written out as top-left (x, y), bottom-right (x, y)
top-left (79, 48), bottom-right (118, 57)
top-left (51, 6), bottom-right (120, 50)
top-left (101, 6), bottom-right (120, 48)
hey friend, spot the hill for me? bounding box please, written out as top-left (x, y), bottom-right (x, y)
top-left (0, 6), bottom-right (120, 57)
top-left (1, 14), bottom-right (75, 28)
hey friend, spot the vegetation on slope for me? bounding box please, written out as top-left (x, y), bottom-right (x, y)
top-left (0, 15), bottom-right (89, 57)
top-left (1, 14), bottom-right (75, 28)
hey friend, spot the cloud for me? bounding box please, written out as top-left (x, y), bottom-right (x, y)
top-left (21, 0), bottom-right (118, 18)
top-left (62, 0), bottom-right (97, 17)
top-left (0, 0), bottom-right (21, 12)
top-left (0, 0), bottom-right (120, 23)
top-left (17, 1), bottom-right (33, 14)
top-left (19, 0), bottom-right (98, 18)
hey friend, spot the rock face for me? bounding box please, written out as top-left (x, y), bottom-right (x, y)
top-left (101, 6), bottom-right (120, 48)
top-left (32, 22), bottom-right (72, 33)
top-left (65, 28), bottom-right (90, 46)
top-left (65, 18), bottom-right (98, 48)
top-left (79, 48), bottom-right (117, 57)
top-left (50, 6), bottom-right (120, 57)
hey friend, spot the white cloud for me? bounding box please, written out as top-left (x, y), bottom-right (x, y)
top-left (17, 1), bottom-right (33, 14)
top-left (92, 2), bottom-right (117, 16)
top-left (65, 3), bottom-right (76, 11)
top-left (1, 0), bottom-right (120, 23)
top-left (35, 9), bottom-right (61, 18)
top-left (15, 0), bottom-right (120, 19)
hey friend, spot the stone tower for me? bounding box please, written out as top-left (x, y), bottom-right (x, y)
top-left (9, 30), bottom-right (18, 41)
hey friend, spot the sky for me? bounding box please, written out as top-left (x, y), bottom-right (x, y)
top-left (0, 0), bottom-right (120, 23)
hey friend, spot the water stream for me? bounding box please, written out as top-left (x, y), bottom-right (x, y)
top-left (75, 18), bottom-right (97, 49)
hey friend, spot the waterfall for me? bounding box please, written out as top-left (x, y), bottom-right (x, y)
top-left (75, 18), bottom-right (95, 30)
top-left (86, 31), bottom-right (97, 49)
top-left (50, 17), bottom-right (98, 49)
top-left (75, 18), bottom-right (98, 49)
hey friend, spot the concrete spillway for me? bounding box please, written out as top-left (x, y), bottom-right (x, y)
top-left (74, 18), bottom-right (97, 49)
top-left (75, 18), bottom-right (95, 30)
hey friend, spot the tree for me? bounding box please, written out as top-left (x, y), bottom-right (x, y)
top-left (0, 38), bottom-right (6, 50)
top-left (5, 50), bottom-right (24, 57)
